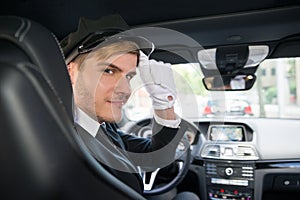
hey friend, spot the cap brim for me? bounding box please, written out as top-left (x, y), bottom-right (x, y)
top-left (95, 33), bottom-right (155, 56)
top-left (65, 31), bottom-right (154, 64)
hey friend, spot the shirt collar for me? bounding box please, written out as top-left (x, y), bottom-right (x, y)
top-left (74, 106), bottom-right (103, 137)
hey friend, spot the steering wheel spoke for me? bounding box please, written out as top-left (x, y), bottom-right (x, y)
top-left (126, 118), bottom-right (194, 195)
top-left (140, 168), bottom-right (161, 191)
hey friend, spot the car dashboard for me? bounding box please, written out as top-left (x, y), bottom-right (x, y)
top-left (188, 118), bottom-right (300, 200)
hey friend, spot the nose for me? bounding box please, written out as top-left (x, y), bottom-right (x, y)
top-left (114, 76), bottom-right (131, 96)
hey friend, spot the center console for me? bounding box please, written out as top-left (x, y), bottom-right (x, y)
top-left (199, 123), bottom-right (258, 200)
top-left (205, 160), bottom-right (255, 200)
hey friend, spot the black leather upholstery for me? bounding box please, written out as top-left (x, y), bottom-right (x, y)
top-left (0, 16), bottom-right (73, 117)
top-left (0, 16), bottom-right (145, 200)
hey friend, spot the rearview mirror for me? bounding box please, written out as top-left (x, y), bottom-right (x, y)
top-left (202, 74), bottom-right (256, 91)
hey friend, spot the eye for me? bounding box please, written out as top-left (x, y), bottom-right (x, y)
top-left (104, 68), bottom-right (114, 74)
top-left (126, 73), bottom-right (135, 80)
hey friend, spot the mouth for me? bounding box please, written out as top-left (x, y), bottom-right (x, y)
top-left (107, 100), bottom-right (126, 108)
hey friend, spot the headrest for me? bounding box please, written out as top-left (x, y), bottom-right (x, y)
top-left (0, 16), bottom-right (73, 118)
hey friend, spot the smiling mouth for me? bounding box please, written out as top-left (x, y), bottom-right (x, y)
top-left (108, 100), bottom-right (125, 107)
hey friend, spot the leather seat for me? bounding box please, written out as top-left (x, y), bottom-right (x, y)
top-left (0, 16), bottom-right (145, 200)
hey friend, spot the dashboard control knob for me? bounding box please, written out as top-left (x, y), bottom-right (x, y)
top-left (225, 167), bottom-right (234, 176)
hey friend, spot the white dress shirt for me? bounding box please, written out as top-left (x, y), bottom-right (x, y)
top-left (73, 106), bottom-right (181, 138)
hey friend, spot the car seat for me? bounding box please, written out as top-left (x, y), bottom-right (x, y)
top-left (0, 15), bottom-right (145, 200)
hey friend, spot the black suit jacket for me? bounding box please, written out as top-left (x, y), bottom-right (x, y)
top-left (75, 119), bottom-right (186, 194)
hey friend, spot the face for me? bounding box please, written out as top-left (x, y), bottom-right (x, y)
top-left (69, 53), bottom-right (138, 123)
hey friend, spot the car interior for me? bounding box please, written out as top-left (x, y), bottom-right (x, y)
top-left (1, 1), bottom-right (300, 200)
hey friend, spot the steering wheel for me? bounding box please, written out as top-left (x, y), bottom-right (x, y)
top-left (125, 117), bottom-right (193, 196)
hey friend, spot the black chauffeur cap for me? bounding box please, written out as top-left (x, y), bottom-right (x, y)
top-left (60, 14), bottom-right (154, 64)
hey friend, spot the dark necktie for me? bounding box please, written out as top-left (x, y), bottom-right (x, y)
top-left (96, 123), bottom-right (126, 150)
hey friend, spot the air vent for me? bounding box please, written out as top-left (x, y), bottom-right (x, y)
top-left (203, 145), bottom-right (221, 158)
top-left (201, 144), bottom-right (259, 160)
top-left (237, 146), bottom-right (257, 157)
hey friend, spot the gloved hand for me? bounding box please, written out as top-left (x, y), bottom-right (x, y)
top-left (138, 51), bottom-right (177, 110)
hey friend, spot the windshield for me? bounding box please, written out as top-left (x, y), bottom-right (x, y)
top-left (125, 57), bottom-right (300, 121)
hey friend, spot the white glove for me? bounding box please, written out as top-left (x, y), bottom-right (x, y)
top-left (138, 51), bottom-right (177, 110)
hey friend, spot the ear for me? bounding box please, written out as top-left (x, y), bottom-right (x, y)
top-left (67, 62), bottom-right (79, 85)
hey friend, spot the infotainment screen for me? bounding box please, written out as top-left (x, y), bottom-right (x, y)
top-left (209, 125), bottom-right (245, 142)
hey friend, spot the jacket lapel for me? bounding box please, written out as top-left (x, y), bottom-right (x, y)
top-left (75, 124), bottom-right (144, 193)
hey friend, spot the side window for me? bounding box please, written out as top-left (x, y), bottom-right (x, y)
top-left (255, 57), bottom-right (300, 118)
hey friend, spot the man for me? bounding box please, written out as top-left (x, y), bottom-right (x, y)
top-left (61, 15), bottom-right (199, 200)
